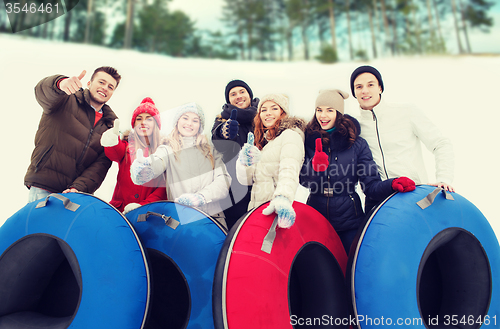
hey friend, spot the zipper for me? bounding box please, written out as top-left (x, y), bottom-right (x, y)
top-left (76, 127), bottom-right (94, 168)
top-left (326, 146), bottom-right (332, 220)
top-left (372, 110), bottom-right (389, 179)
top-left (349, 194), bottom-right (358, 216)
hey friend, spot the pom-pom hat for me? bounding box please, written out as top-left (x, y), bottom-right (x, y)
top-left (131, 97), bottom-right (161, 129)
top-left (315, 89), bottom-right (349, 115)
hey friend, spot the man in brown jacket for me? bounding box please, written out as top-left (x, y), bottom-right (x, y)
top-left (25, 66), bottom-right (121, 202)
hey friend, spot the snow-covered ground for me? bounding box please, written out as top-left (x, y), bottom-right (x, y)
top-left (0, 33), bottom-right (499, 240)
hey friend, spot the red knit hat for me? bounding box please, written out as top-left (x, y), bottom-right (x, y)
top-left (131, 97), bottom-right (161, 129)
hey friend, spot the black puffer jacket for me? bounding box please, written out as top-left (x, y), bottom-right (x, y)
top-left (300, 115), bottom-right (394, 232)
top-left (25, 75), bottom-right (117, 194)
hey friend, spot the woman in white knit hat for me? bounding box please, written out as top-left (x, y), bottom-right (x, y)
top-left (236, 93), bottom-right (306, 229)
top-left (130, 102), bottom-right (231, 227)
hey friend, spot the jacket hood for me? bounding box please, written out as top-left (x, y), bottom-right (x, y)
top-left (276, 116), bottom-right (306, 139)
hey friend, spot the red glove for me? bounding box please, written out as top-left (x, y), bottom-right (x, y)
top-left (392, 177), bottom-right (416, 192)
top-left (312, 138), bottom-right (329, 172)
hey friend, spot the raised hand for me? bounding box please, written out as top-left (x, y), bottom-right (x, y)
top-left (100, 119), bottom-right (120, 147)
top-left (238, 132), bottom-right (261, 166)
top-left (130, 149), bottom-right (155, 185)
top-left (221, 109), bottom-right (239, 140)
top-left (312, 138), bottom-right (329, 172)
top-left (59, 70), bottom-right (86, 95)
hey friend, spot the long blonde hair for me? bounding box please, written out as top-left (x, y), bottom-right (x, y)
top-left (165, 127), bottom-right (215, 169)
top-left (125, 122), bottom-right (162, 158)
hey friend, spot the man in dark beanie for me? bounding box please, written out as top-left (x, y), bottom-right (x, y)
top-left (350, 65), bottom-right (455, 211)
top-left (211, 79), bottom-right (259, 229)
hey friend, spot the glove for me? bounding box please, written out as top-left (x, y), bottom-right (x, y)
top-left (392, 177), bottom-right (416, 192)
top-left (123, 203), bottom-right (141, 214)
top-left (312, 138), bottom-right (328, 172)
top-left (238, 132), bottom-right (261, 167)
top-left (101, 119), bottom-right (120, 147)
top-left (262, 195), bottom-right (296, 229)
top-left (220, 109), bottom-right (239, 140)
top-left (130, 149), bottom-right (155, 185)
top-left (175, 193), bottom-right (206, 207)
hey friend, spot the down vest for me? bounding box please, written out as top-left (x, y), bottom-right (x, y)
top-left (300, 115), bottom-right (394, 232)
top-left (24, 75), bottom-right (117, 194)
top-left (236, 116), bottom-right (306, 210)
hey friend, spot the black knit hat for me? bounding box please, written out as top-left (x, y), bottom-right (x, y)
top-left (350, 65), bottom-right (384, 98)
top-left (225, 80), bottom-right (253, 104)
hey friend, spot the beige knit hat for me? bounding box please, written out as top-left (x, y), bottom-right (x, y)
top-left (258, 93), bottom-right (289, 115)
top-left (315, 89), bottom-right (349, 114)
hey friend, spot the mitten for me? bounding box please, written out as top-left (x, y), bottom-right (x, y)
top-left (220, 109), bottom-right (239, 140)
top-left (262, 195), bottom-right (296, 229)
top-left (123, 202), bottom-right (141, 214)
top-left (175, 193), bottom-right (206, 207)
top-left (130, 149), bottom-right (155, 185)
top-left (392, 177), bottom-right (416, 192)
top-left (238, 132), bottom-right (261, 167)
top-left (312, 138), bottom-right (328, 172)
top-left (101, 119), bottom-right (120, 147)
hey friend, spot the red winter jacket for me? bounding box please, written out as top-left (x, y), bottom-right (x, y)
top-left (105, 138), bottom-right (167, 212)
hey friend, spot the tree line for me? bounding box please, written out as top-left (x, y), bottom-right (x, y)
top-left (0, 0), bottom-right (495, 62)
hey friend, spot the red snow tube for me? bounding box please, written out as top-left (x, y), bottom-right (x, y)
top-left (213, 202), bottom-right (349, 329)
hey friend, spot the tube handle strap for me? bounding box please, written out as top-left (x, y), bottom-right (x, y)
top-left (261, 215), bottom-right (279, 254)
top-left (137, 211), bottom-right (180, 230)
top-left (36, 193), bottom-right (80, 212)
top-left (416, 187), bottom-right (454, 210)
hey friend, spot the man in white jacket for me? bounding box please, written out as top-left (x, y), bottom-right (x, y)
top-left (350, 65), bottom-right (454, 209)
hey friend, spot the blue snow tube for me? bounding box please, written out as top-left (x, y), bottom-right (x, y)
top-left (126, 201), bottom-right (227, 329)
top-left (350, 185), bottom-right (500, 328)
top-left (0, 193), bottom-right (150, 329)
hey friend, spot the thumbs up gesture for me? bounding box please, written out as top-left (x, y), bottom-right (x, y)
top-left (221, 109), bottom-right (239, 140)
top-left (130, 149), bottom-right (155, 185)
top-left (238, 132), bottom-right (261, 167)
top-left (312, 138), bottom-right (329, 172)
top-left (101, 119), bottom-right (120, 147)
top-left (59, 70), bottom-right (86, 95)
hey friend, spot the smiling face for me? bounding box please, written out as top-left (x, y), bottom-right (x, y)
top-left (315, 106), bottom-right (337, 130)
top-left (134, 113), bottom-right (155, 138)
top-left (353, 72), bottom-right (382, 111)
top-left (87, 71), bottom-right (117, 109)
top-left (177, 112), bottom-right (201, 137)
top-left (228, 86), bottom-right (251, 109)
top-left (259, 101), bottom-right (283, 128)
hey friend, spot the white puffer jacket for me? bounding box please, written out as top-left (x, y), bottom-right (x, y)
top-left (357, 99), bottom-right (454, 185)
top-left (236, 116), bottom-right (306, 210)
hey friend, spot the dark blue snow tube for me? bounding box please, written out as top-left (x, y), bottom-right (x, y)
top-left (350, 185), bottom-right (500, 328)
top-left (0, 193), bottom-right (150, 329)
top-left (126, 201), bottom-right (227, 329)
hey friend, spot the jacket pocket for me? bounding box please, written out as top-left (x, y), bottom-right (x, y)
top-left (35, 145), bottom-right (54, 173)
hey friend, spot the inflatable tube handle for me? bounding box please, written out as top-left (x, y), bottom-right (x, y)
top-left (261, 216), bottom-right (279, 254)
top-left (416, 187), bottom-right (454, 210)
top-left (35, 193), bottom-right (80, 212)
top-left (138, 211), bottom-right (180, 230)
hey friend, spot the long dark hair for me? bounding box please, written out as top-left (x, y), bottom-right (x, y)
top-left (305, 112), bottom-right (358, 148)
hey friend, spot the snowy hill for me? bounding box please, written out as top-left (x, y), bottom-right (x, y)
top-left (1, 33), bottom-right (498, 239)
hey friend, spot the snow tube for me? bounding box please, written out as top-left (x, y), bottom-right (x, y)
top-left (126, 201), bottom-right (227, 329)
top-left (350, 185), bottom-right (500, 328)
top-left (213, 201), bottom-right (349, 329)
top-left (0, 193), bottom-right (149, 329)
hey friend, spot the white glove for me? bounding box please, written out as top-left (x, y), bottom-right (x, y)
top-left (130, 149), bottom-right (155, 185)
top-left (175, 193), bottom-right (206, 207)
top-left (238, 132), bottom-right (261, 167)
top-left (101, 119), bottom-right (120, 147)
top-left (262, 196), bottom-right (296, 229)
top-left (123, 203), bottom-right (141, 214)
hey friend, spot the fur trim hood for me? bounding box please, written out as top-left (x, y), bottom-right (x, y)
top-left (275, 116), bottom-right (306, 139)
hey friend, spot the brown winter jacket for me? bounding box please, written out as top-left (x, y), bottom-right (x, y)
top-left (24, 74), bottom-right (118, 194)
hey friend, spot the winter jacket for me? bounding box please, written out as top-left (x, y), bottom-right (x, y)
top-left (25, 74), bottom-right (117, 194)
top-left (357, 99), bottom-right (454, 185)
top-left (300, 115), bottom-right (394, 232)
top-left (211, 99), bottom-right (258, 225)
top-left (105, 135), bottom-right (167, 212)
top-left (236, 116), bottom-right (306, 210)
top-left (149, 136), bottom-right (231, 217)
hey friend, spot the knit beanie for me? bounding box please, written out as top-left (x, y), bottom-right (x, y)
top-left (258, 94), bottom-right (289, 115)
top-left (173, 102), bottom-right (206, 134)
top-left (315, 89), bottom-right (349, 115)
top-left (225, 80), bottom-right (253, 104)
top-left (350, 65), bottom-right (384, 98)
top-left (131, 97), bottom-right (161, 129)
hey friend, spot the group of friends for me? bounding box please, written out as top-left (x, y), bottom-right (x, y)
top-left (24, 65), bottom-right (454, 254)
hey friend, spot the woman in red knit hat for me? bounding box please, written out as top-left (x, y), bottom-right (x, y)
top-left (100, 97), bottom-right (167, 213)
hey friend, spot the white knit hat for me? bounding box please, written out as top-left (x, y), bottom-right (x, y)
top-left (172, 102), bottom-right (205, 134)
top-left (315, 89), bottom-right (349, 114)
top-left (258, 94), bottom-right (289, 115)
